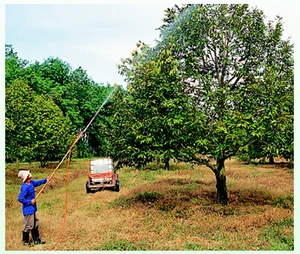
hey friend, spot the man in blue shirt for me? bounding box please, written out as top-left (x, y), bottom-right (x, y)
top-left (18, 169), bottom-right (51, 247)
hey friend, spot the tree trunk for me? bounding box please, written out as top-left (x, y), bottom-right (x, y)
top-left (268, 156), bottom-right (275, 164)
top-left (40, 160), bottom-right (47, 168)
top-left (214, 158), bottom-right (229, 204)
top-left (164, 157), bottom-right (170, 170)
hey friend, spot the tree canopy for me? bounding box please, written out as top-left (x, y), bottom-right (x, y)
top-left (5, 80), bottom-right (73, 166)
top-left (112, 4), bottom-right (294, 203)
top-left (5, 44), bottom-right (115, 165)
top-left (110, 45), bottom-right (205, 169)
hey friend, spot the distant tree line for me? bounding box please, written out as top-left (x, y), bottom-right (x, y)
top-left (5, 44), bottom-right (114, 166)
top-left (5, 4), bottom-right (294, 204)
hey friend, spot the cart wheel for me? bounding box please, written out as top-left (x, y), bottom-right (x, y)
top-left (115, 180), bottom-right (120, 192)
top-left (86, 181), bottom-right (91, 193)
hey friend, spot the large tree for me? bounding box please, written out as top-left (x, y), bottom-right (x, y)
top-left (157, 4), bottom-right (293, 203)
top-left (5, 80), bottom-right (74, 166)
top-left (110, 45), bottom-right (204, 169)
top-left (115, 4), bottom-right (293, 204)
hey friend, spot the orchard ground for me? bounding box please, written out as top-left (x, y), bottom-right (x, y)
top-left (5, 157), bottom-right (293, 250)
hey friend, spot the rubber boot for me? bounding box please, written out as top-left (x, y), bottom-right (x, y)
top-left (31, 226), bottom-right (46, 245)
top-left (22, 231), bottom-right (32, 247)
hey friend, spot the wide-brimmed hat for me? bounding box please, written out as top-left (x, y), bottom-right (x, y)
top-left (18, 170), bottom-right (30, 182)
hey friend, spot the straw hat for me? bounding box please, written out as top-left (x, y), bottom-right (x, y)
top-left (18, 170), bottom-right (30, 182)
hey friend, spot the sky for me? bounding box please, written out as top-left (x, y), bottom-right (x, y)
top-left (3, 0), bottom-right (298, 87)
top-left (4, 3), bottom-right (171, 86)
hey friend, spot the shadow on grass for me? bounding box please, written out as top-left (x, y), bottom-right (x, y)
top-left (110, 176), bottom-right (293, 218)
top-left (242, 161), bottom-right (294, 170)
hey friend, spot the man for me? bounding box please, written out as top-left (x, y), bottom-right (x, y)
top-left (18, 169), bottom-right (51, 247)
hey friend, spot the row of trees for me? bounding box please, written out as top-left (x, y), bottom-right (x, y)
top-left (6, 4), bottom-right (293, 203)
top-left (5, 45), bottom-right (114, 166)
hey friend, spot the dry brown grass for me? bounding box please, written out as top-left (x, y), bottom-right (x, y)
top-left (5, 157), bottom-right (294, 250)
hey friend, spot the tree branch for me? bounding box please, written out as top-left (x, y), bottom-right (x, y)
top-left (179, 144), bottom-right (217, 173)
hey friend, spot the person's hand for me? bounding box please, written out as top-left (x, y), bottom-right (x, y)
top-left (46, 176), bottom-right (51, 182)
top-left (31, 199), bottom-right (36, 205)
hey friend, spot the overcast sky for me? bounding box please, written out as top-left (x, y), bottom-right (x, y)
top-left (5, 3), bottom-right (170, 86)
top-left (4, 0), bottom-right (297, 86)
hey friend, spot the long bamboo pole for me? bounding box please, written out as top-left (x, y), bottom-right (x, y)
top-left (35, 87), bottom-right (116, 200)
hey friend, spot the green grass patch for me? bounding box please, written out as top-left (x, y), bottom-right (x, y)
top-left (136, 168), bottom-right (168, 182)
top-left (135, 191), bottom-right (164, 203)
top-left (5, 185), bottom-right (20, 194)
top-left (94, 240), bottom-right (148, 250)
top-left (138, 171), bottom-right (157, 182)
top-left (109, 196), bottom-right (133, 208)
top-left (252, 168), bottom-right (260, 178)
top-left (117, 167), bottom-right (159, 188)
top-left (86, 203), bottom-right (103, 212)
top-left (39, 200), bottom-right (54, 211)
top-left (271, 196), bottom-right (293, 209)
top-left (273, 217), bottom-right (294, 228)
top-left (260, 218), bottom-right (294, 250)
top-left (184, 242), bottom-right (203, 250)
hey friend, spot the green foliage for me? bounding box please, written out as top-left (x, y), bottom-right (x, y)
top-left (158, 4), bottom-right (293, 163)
top-left (5, 44), bottom-right (29, 85)
top-left (22, 56), bottom-right (115, 158)
top-left (113, 46), bottom-right (205, 170)
top-left (113, 4), bottom-right (294, 203)
top-left (5, 80), bottom-right (73, 166)
top-left (5, 44), bottom-right (115, 163)
top-left (238, 66), bottom-right (293, 162)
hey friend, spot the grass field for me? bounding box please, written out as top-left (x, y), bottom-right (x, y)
top-left (5, 157), bottom-right (294, 250)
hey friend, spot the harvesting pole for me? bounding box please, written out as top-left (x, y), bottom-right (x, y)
top-left (35, 86), bottom-right (116, 200)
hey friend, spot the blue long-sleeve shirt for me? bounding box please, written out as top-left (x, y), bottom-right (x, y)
top-left (18, 179), bottom-right (47, 215)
